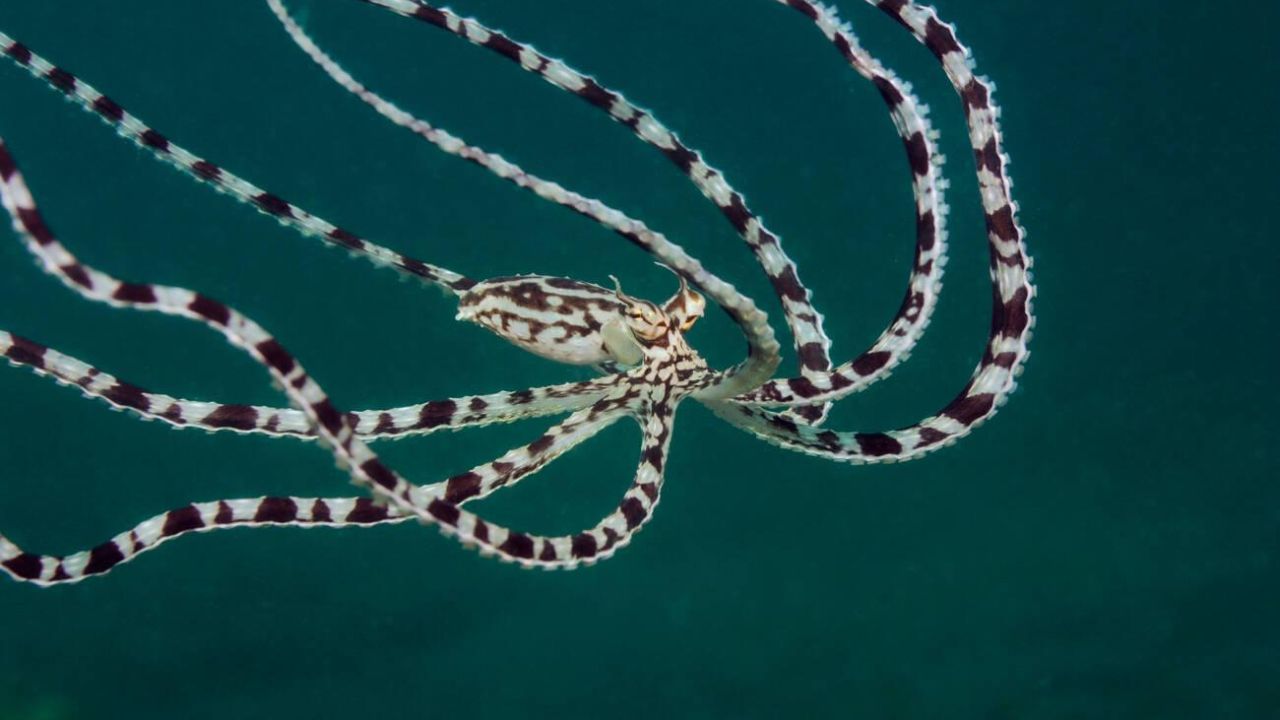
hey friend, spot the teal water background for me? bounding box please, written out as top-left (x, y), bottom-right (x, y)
top-left (0, 1), bottom-right (1276, 717)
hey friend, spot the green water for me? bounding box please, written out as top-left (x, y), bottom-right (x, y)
top-left (0, 1), bottom-right (1275, 717)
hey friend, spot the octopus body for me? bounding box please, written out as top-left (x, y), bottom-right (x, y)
top-left (0, 0), bottom-right (1032, 585)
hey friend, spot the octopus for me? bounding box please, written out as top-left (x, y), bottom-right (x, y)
top-left (0, 0), bottom-right (1033, 586)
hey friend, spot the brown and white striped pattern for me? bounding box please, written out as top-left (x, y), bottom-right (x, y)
top-left (0, 391), bottom-right (630, 586)
top-left (0, 340), bottom-right (687, 584)
top-left (344, 0), bottom-right (835, 422)
top-left (281, 0), bottom-right (957, 426)
top-left (276, 0), bottom-right (803, 411)
top-left (0, 136), bottom-right (432, 573)
top-left (0, 30), bottom-right (475, 295)
top-left (1, 496), bottom-right (410, 587)
top-left (0, 329), bottom-right (616, 440)
top-left (708, 0), bottom-right (1033, 458)
top-left (734, 0), bottom-right (952, 410)
top-left (269, 0), bottom-right (783, 400)
top-left (456, 276), bottom-right (630, 366)
top-left (0, 0), bottom-right (1033, 585)
top-left (0, 135), bottom-right (702, 580)
top-left (2, 15), bottom-right (781, 396)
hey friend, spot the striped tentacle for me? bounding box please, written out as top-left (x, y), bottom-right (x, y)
top-left (869, 0), bottom-right (1032, 373)
top-left (0, 32), bottom-right (474, 294)
top-left (279, 0), bottom-right (778, 400)
top-left (3, 135), bottom-right (687, 570)
top-left (330, 375), bottom-right (617, 439)
top-left (708, 392), bottom-right (986, 464)
top-left (312, 2), bottom-right (955, 424)
top-left (267, 0), bottom-right (698, 306)
top-left (0, 496), bottom-right (411, 587)
top-left (1, 135), bottom-right (655, 577)
top-left (706, 0), bottom-right (1034, 460)
top-left (409, 392), bottom-right (630, 507)
top-left (0, 329), bottom-right (616, 440)
top-left (343, 0), bottom-right (831, 422)
top-left (450, 396), bottom-right (676, 570)
top-left (338, 375), bottom-right (675, 570)
top-left (0, 135), bottom-right (434, 559)
top-left (0, 395), bottom-right (627, 586)
top-left (557, 399), bottom-right (676, 567)
top-left (734, 0), bottom-right (950, 409)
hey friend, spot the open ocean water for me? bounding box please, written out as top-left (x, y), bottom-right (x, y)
top-left (0, 1), bottom-right (1275, 718)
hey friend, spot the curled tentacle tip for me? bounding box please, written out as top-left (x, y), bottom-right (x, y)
top-left (652, 260), bottom-right (688, 287)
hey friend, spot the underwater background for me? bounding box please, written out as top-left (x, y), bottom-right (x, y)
top-left (0, 1), bottom-right (1275, 717)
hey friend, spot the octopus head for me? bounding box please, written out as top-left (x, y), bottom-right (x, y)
top-left (662, 274), bottom-right (705, 333)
